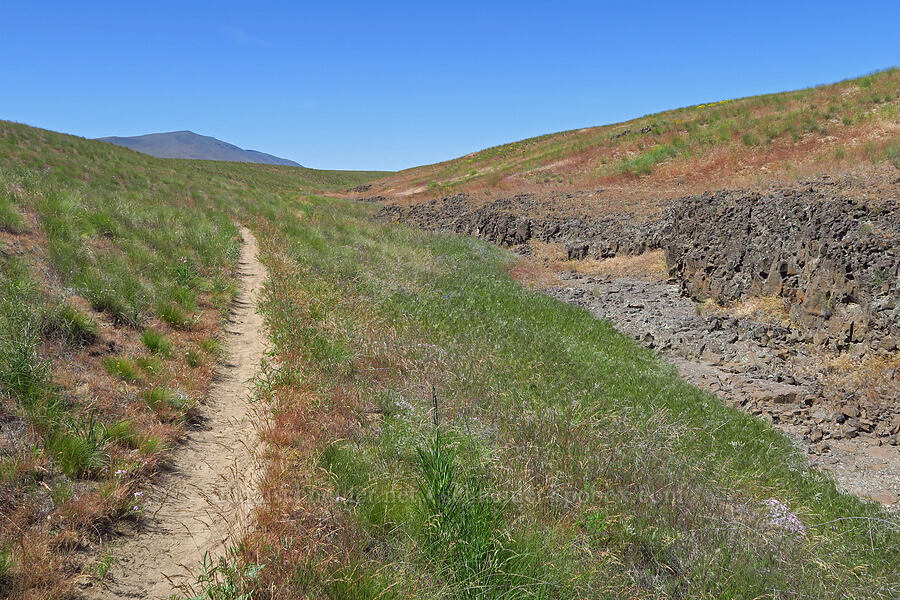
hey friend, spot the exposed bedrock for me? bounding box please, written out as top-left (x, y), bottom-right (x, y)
top-left (664, 187), bottom-right (900, 352)
top-left (377, 180), bottom-right (900, 352)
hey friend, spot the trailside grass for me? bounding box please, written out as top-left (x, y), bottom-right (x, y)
top-left (0, 120), bottom-right (382, 597)
top-left (213, 194), bottom-right (900, 599)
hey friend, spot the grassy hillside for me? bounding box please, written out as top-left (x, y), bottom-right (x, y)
top-left (1, 121), bottom-right (900, 599)
top-left (368, 68), bottom-right (900, 203)
top-left (0, 121), bottom-right (381, 597)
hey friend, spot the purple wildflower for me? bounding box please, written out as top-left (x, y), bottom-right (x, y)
top-left (764, 498), bottom-right (806, 534)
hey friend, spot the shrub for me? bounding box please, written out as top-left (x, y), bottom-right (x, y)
top-left (141, 329), bottom-right (172, 357)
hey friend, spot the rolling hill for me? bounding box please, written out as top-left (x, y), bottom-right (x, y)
top-left (98, 130), bottom-right (302, 166)
top-left (362, 68), bottom-right (899, 207)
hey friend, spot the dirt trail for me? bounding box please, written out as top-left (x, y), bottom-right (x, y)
top-left (94, 227), bottom-right (267, 599)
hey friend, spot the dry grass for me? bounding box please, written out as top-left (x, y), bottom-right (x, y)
top-left (562, 249), bottom-right (668, 280)
top-left (703, 295), bottom-right (793, 327)
top-left (818, 351), bottom-right (900, 410)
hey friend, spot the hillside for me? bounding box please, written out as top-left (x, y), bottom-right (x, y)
top-left (363, 68), bottom-right (899, 209)
top-left (98, 130), bottom-right (303, 166)
top-left (1, 119), bottom-right (900, 599)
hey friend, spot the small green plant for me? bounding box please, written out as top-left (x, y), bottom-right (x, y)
top-left (189, 550), bottom-right (263, 600)
top-left (871, 268), bottom-right (891, 288)
top-left (102, 356), bottom-right (141, 382)
top-left (87, 554), bottom-right (116, 582)
top-left (198, 337), bottom-right (223, 358)
top-left (158, 302), bottom-right (192, 329)
top-left (46, 302), bottom-right (99, 345)
top-left (141, 329), bottom-right (172, 357)
top-left (185, 348), bottom-right (204, 368)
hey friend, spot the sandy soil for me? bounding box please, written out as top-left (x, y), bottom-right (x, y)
top-left (92, 226), bottom-right (267, 599)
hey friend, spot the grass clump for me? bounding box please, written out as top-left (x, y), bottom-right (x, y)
top-left (102, 357), bottom-right (140, 382)
top-left (184, 349), bottom-right (203, 368)
top-left (0, 190), bottom-right (23, 233)
top-left (141, 329), bottom-right (172, 357)
top-left (46, 302), bottom-right (99, 345)
top-left (46, 415), bottom-right (111, 479)
top-left (142, 387), bottom-right (197, 421)
top-left (157, 302), bottom-right (192, 329)
top-left (617, 144), bottom-right (679, 176)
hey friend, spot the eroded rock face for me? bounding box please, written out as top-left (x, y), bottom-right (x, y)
top-left (378, 179), bottom-right (900, 352)
top-left (377, 193), bottom-right (660, 256)
top-left (663, 188), bottom-right (900, 351)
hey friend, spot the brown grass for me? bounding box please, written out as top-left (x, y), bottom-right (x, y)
top-left (562, 249), bottom-right (668, 280)
top-left (0, 210), bottom-right (230, 598)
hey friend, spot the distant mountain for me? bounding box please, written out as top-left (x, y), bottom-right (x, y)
top-left (98, 130), bottom-right (301, 167)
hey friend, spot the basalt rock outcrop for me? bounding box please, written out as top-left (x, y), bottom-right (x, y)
top-left (377, 192), bottom-right (661, 257)
top-left (377, 179), bottom-right (900, 353)
top-left (663, 186), bottom-right (900, 352)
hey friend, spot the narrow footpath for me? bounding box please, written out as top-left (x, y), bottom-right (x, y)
top-left (95, 226), bottom-right (268, 598)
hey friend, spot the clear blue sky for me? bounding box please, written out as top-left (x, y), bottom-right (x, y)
top-left (1, 1), bottom-right (898, 171)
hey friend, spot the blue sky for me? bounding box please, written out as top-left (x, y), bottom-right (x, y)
top-left (1, 1), bottom-right (898, 170)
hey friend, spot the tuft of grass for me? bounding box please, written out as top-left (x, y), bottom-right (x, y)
top-left (198, 337), bottom-right (223, 358)
top-left (157, 302), bottom-right (192, 329)
top-left (142, 387), bottom-right (198, 421)
top-left (105, 420), bottom-right (137, 449)
top-left (46, 302), bottom-right (99, 345)
top-left (0, 190), bottom-right (24, 233)
top-left (617, 144), bottom-right (679, 176)
top-left (46, 424), bottom-right (109, 479)
top-left (141, 329), bottom-right (172, 357)
top-left (0, 545), bottom-right (12, 587)
top-left (102, 356), bottom-right (140, 382)
top-left (184, 348), bottom-right (203, 368)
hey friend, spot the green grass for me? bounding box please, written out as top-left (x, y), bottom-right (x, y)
top-left (101, 356), bottom-right (141, 382)
top-left (141, 329), bottom-right (172, 357)
top-left (47, 302), bottom-right (99, 345)
top-left (3, 116), bottom-right (898, 597)
top-left (244, 195), bottom-right (900, 598)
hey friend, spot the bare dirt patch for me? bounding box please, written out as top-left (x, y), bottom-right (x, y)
top-left (92, 227), bottom-right (268, 599)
